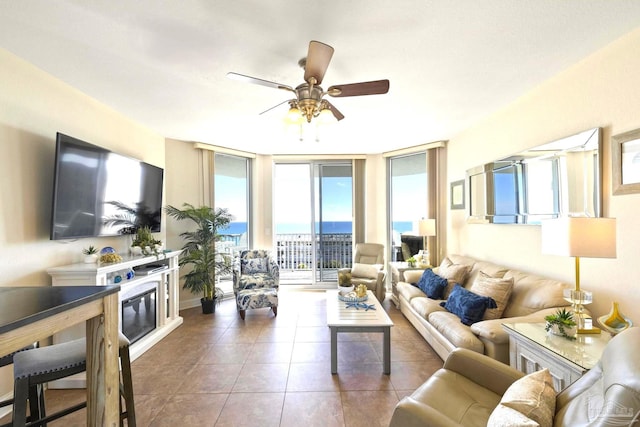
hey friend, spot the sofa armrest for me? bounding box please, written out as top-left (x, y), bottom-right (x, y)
top-left (389, 397), bottom-right (464, 427)
top-left (443, 348), bottom-right (523, 396)
top-left (402, 269), bottom-right (425, 284)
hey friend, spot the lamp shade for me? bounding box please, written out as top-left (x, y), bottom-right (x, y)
top-left (541, 217), bottom-right (616, 258)
top-left (418, 219), bottom-right (436, 237)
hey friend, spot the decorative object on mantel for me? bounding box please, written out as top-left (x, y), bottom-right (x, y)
top-left (82, 245), bottom-right (99, 263)
top-left (598, 302), bottom-right (633, 335)
top-left (545, 308), bottom-right (577, 340)
top-left (130, 226), bottom-right (164, 257)
top-left (612, 127), bottom-right (640, 195)
top-left (165, 203), bottom-right (232, 314)
top-left (541, 216), bottom-right (617, 334)
top-left (98, 246), bottom-right (123, 264)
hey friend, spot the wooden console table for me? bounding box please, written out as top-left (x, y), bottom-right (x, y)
top-left (0, 286), bottom-right (121, 426)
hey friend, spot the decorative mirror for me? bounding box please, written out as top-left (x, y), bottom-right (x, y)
top-left (467, 128), bottom-right (602, 224)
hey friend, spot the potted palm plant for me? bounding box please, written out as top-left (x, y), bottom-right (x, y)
top-left (165, 203), bottom-right (233, 314)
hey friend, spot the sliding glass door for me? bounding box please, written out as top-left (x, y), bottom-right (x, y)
top-left (389, 153), bottom-right (427, 262)
top-left (274, 162), bottom-right (353, 285)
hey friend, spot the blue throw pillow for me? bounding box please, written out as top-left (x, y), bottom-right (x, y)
top-left (415, 269), bottom-right (448, 299)
top-left (440, 284), bottom-right (497, 326)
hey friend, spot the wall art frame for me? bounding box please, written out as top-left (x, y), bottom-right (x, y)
top-left (450, 179), bottom-right (465, 210)
top-left (612, 128), bottom-right (640, 195)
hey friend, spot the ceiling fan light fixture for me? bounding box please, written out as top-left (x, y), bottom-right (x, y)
top-left (285, 105), bottom-right (303, 125)
top-left (317, 106), bottom-right (336, 125)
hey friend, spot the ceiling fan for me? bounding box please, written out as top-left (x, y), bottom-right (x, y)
top-left (227, 40), bottom-right (390, 124)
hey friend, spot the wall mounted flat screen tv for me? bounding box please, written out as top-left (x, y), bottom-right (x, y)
top-left (50, 132), bottom-right (163, 240)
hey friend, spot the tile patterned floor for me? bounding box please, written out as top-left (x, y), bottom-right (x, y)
top-left (3, 289), bottom-right (443, 426)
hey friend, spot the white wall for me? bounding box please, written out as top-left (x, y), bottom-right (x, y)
top-left (0, 48), bottom-right (164, 405)
top-left (446, 28), bottom-right (640, 322)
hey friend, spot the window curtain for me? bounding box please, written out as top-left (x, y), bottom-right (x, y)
top-left (353, 159), bottom-right (366, 244)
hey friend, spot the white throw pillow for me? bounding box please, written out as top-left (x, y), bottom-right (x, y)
top-left (490, 368), bottom-right (556, 427)
top-left (470, 271), bottom-right (514, 320)
top-left (351, 263), bottom-right (379, 279)
top-left (488, 404), bottom-right (539, 426)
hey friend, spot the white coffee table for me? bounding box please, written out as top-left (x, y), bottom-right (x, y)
top-left (326, 290), bottom-right (394, 374)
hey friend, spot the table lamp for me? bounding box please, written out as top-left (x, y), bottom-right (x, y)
top-left (418, 218), bottom-right (436, 266)
top-left (541, 217), bottom-right (617, 334)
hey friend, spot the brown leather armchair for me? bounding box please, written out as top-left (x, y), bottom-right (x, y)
top-left (389, 327), bottom-right (640, 427)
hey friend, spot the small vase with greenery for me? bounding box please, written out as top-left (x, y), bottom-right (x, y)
top-left (545, 308), bottom-right (577, 340)
top-left (406, 256), bottom-right (416, 267)
top-left (165, 203), bottom-right (232, 314)
top-left (131, 226), bottom-right (163, 257)
top-left (82, 245), bottom-right (99, 263)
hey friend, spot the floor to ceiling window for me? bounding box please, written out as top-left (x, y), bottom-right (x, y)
top-left (274, 162), bottom-right (353, 285)
top-left (388, 153), bottom-right (427, 262)
top-left (214, 153), bottom-right (251, 291)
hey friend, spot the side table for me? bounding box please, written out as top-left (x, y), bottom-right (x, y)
top-left (502, 322), bottom-right (610, 392)
top-left (389, 261), bottom-right (429, 308)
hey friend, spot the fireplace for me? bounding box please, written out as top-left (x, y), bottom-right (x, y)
top-left (120, 280), bottom-right (158, 344)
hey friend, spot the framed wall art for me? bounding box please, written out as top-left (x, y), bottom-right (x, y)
top-left (450, 179), bottom-right (465, 210)
top-left (612, 128), bottom-right (640, 195)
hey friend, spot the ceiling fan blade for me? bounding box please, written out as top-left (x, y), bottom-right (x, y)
top-left (227, 72), bottom-right (294, 92)
top-left (304, 41), bottom-right (334, 85)
top-left (259, 99), bottom-right (293, 116)
top-left (324, 101), bottom-right (345, 121)
top-left (328, 79), bottom-right (390, 97)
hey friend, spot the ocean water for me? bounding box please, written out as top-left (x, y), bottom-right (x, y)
top-left (222, 221), bottom-right (414, 235)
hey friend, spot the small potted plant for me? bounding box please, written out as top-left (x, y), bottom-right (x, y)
top-left (545, 308), bottom-right (577, 340)
top-left (406, 256), bottom-right (417, 267)
top-left (338, 270), bottom-right (353, 295)
top-left (82, 246), bottom-right (99, 263)
top-left (131, 226), bottom-right (163, 257)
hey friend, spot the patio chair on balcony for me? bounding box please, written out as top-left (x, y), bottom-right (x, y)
top-left (232, 249), bottom-right (279, 320)
top-left (338, 243), bottom-right (387, 302)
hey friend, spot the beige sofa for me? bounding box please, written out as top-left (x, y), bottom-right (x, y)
top-left (397, 254), bottom-right (571, 364)
top-left (389, 327), bottom-right (640, 427)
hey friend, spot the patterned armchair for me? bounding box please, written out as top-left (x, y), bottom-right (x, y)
top-left (232, 249), bottom-right (279, 320)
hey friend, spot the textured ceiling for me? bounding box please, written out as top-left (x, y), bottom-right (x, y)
top-left (2, 1), bottom-right (640, 154)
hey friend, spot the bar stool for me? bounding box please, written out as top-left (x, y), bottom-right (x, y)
top-left (0, 344), bottom-right (42, 423)
top-left (11, 333), bottom-right (136, 427)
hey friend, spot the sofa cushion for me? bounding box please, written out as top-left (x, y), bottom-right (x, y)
top-left (493, 368), bottom-right (556, 427)
top-left (351, 262), bottom-right (379, 279)
top-left (502, 271), bottom-right (569, 318)
top-left (410, 296), bottom-right (447, 319)
top-left (428, 311), bottom-right (485, 353)
top-left (441, 285), bottom-right (497, 326)
top-left (416, 269), bottom-right (448, 299)
top-left (438, 257), bottom-right (473, 298)
top-left (470, 271), bottom-right (514, 320)
top-left (397, 281), bottom-right (427, 302)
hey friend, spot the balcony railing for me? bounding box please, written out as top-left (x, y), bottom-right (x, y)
top-left (217, 233), bottom-right (353, 282)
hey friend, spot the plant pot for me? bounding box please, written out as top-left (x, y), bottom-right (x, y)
top-left (83, 254), bottom-right (98, 263)
top-left (547, 322), bottom-right (576, 338)
top-left (201, 298), bottom-right (216, 314)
